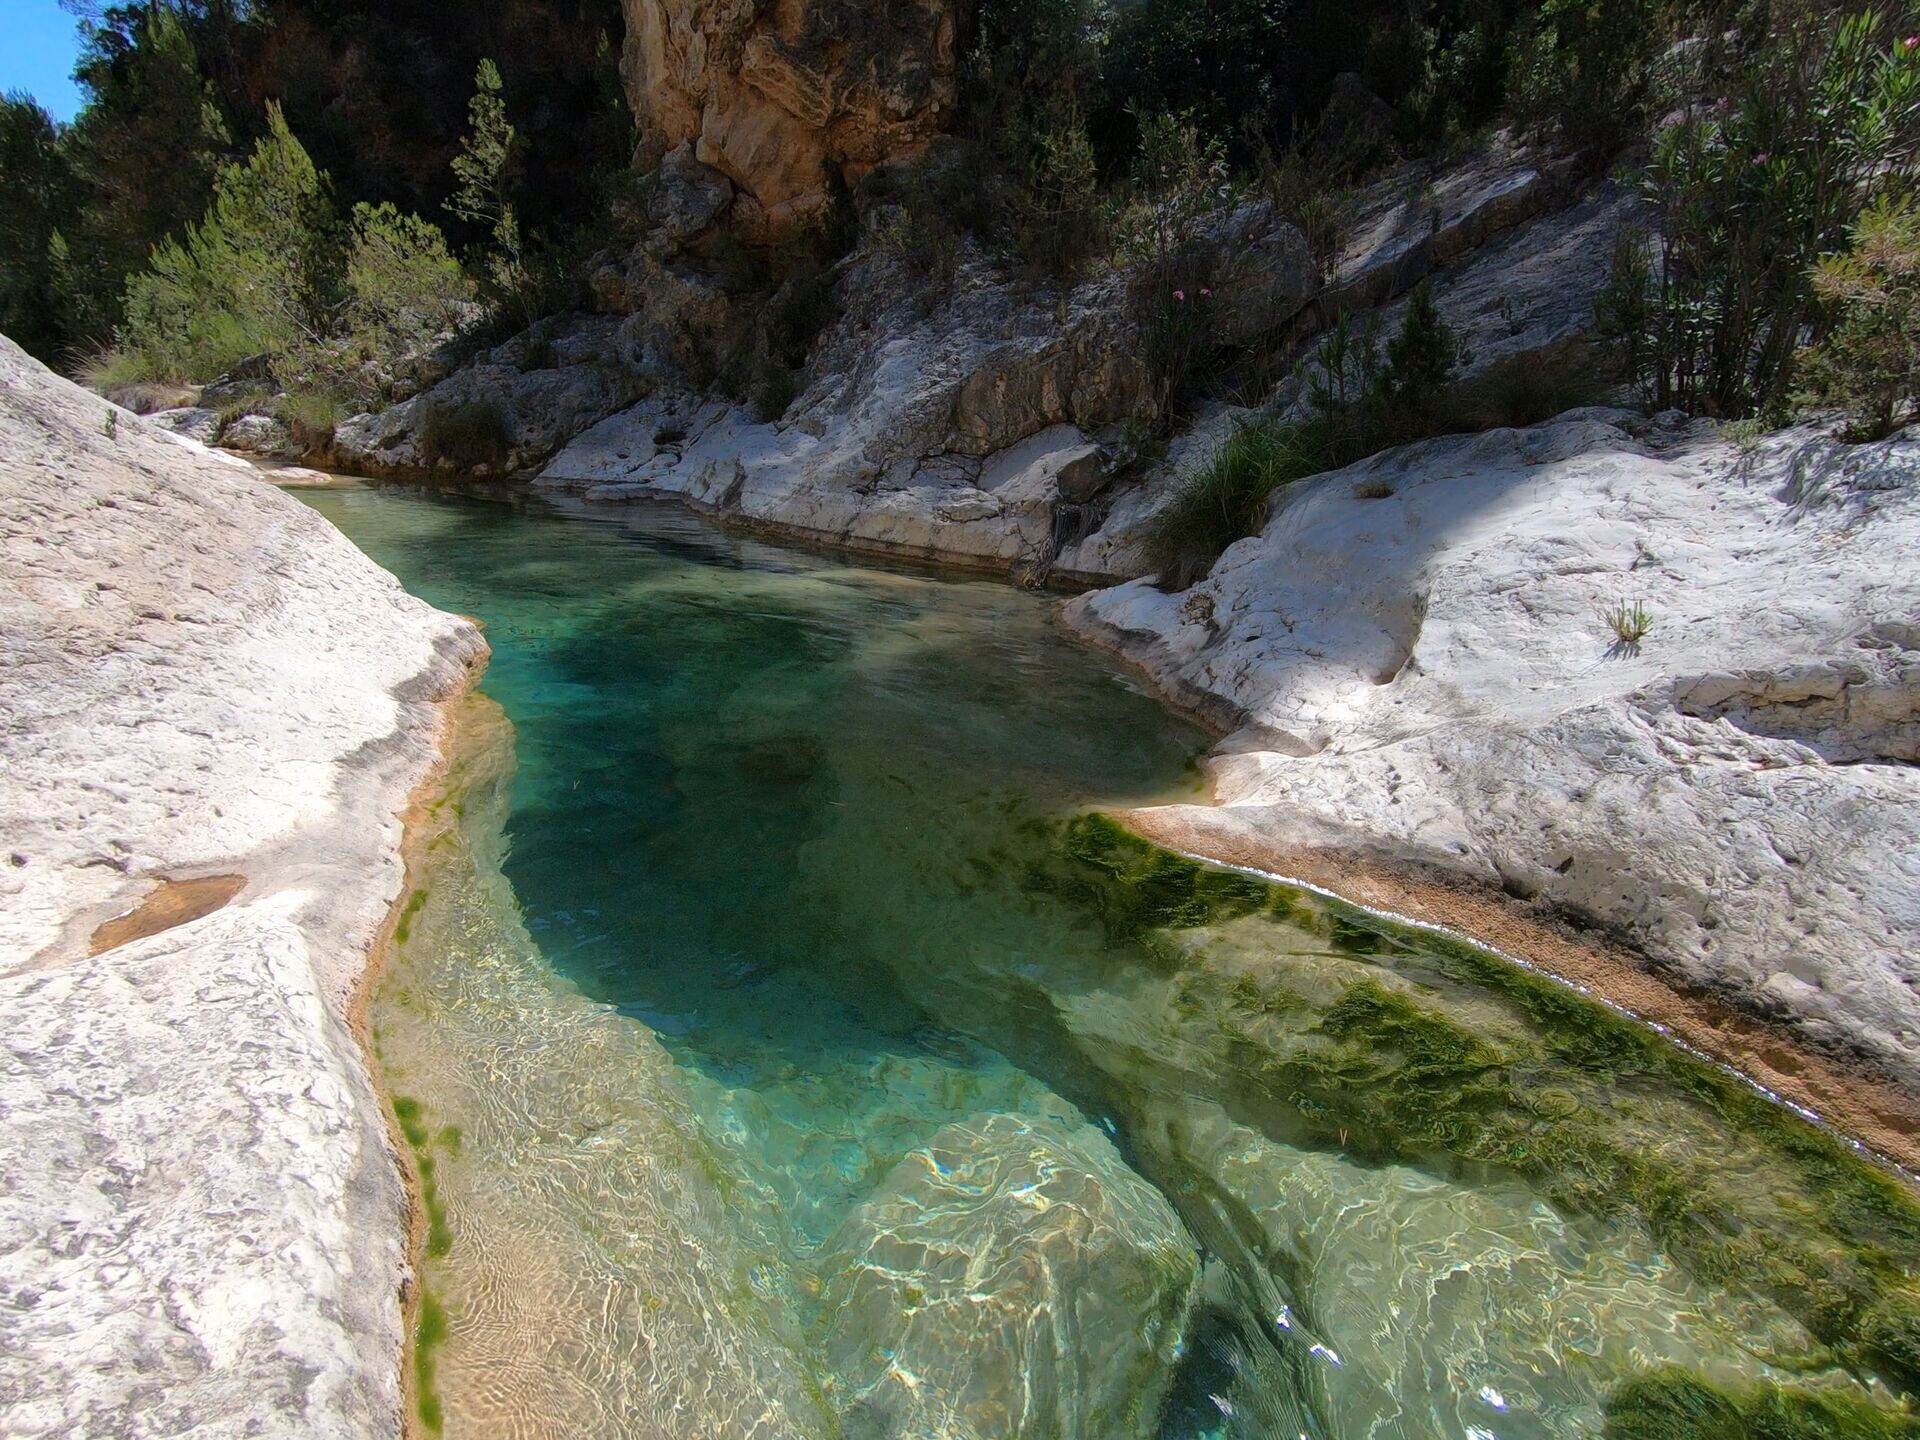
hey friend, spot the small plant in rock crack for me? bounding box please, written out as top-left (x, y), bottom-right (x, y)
top-left (101, 411), bottom-right (118, 440)
top-left (1601, 599), bottom-right (1655, 649)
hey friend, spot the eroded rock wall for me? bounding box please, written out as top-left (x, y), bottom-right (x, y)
top-left (621, 0), bottom-right (959, 240)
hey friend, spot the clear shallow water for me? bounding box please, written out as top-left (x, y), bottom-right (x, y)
top-left (306, 485), bottom-right (1920, 1440)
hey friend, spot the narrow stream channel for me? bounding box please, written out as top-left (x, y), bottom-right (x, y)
top-left (305, 482), bottom-right (1920, 1440)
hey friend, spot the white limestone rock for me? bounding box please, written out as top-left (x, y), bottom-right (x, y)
top-left (0, 335), bottom-right (485, 1436)
top-left (1064, 412), bottom-right (1920, 1087)
top-left (148, 405), bottom-right (224, 445)
top-left (219, 411), bottom-right (299, 457)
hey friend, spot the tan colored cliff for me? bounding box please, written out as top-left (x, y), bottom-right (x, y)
top-left (620, 0), bottom-right (958, 240)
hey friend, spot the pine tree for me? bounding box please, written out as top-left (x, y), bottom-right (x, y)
top-left (448, 59), bottom-right (529, 319)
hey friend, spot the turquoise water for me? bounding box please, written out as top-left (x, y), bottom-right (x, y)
top-left (306, 484), bottom-right (1919, 1440)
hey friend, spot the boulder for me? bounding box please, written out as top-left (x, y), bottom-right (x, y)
top-left (334, 318), bottom-right (650, 477)
top-left (621, 0), bottom-right (958, 242)
top-left (816, 1111), bottom-right (1199, 1439)
top-left (649, 141), bottom-right (735, 246)
top-left (219, 412), bottom-right (299, 457)
top-left (148, 407), bottom-right (224, 445)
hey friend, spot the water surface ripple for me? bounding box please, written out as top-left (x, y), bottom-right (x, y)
top-left (304, 485), bottom-right (1917, 1440)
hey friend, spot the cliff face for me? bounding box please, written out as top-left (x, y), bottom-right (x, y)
top-left (620, 0), bottom-right (959, 240)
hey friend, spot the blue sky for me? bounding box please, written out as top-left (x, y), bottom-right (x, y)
top-left (3, 0), bottom-right (88, 122)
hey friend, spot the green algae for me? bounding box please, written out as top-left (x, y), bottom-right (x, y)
top-left (1604, 1368), bottom-right (1920, 1439)
top-left (392, 1092), bottom-right (455, 1429)
top-left (413, 1290), bottom-right (449, 1432)
top-left (391, 1094), bottom-right (454, 1259)
top-left (393, 886), bottom-right (429, 945)
top-left (1051, 812), bottom-right (1920, 1395)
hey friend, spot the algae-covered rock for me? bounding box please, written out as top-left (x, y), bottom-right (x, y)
top-left (817, 1110), bottom-right (1199, 1439)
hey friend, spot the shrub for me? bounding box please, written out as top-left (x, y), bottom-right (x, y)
top-left (1507, 0), bottom-right (1661, 151)
top-left (344, 202), bottom-right (473, 360)
top-left (1146, 416), bottom-right (1330, 587)
top-left (1301, 281), bottom-right (1464, 459)
top-left (1015, 101), bottom-right (1107, 284)
top-left (1609, 11), bottom-right (1920, 419)
top-left (120, 102), bottom-right (338, 383)
top-left (1448, 346), bottom-right (1610, 430)
top-left (1249, 133), bottom-right (1357, 285)
top-left (280, 389), bottom-right (340, 453)
top-left (1799, 193), bottom-right (1920, 439)
top-left (418, 397), bottom-right (512, 469)
top-left (1118, 111), bottom-right (1234, 423)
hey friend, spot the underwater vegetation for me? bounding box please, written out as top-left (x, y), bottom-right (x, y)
top-left (1043, 814), bottom-right (1920, 1405)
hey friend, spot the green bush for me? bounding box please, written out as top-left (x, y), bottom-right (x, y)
top-left (1118, 111), bottom-right (1233, 424)
top-left (418, 397), bottom-right (512, 469)
top-left (1508, 0), bottom-right (1660, 151)
top-left (1249, 134), bottom-right (1357, 285)
top-left (1800, 193), bottom-right (1920, 439)
top-left (1146, 416), bottom-right (1330, 586)
top-left (344, 202), bottom-right (473, 359)
top-left (120, 103), bottom-right (338, 382)
top-left (1606, 11), bottom-right (1920, 419)
top-left (1015, 101), bottom-right (1107, 284)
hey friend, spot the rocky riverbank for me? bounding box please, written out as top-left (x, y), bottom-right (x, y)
top-left (0, 337), bottom-right (486, 1436)
top-left (1064, 409), bottom-right (1920, 1163)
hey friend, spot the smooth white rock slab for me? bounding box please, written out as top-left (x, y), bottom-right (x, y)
top-left (1065, 411), bottom-right (1920, 1087)
top-left (0, 335), bottom-right (485, 1436)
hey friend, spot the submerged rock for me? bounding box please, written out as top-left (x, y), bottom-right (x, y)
top-left (817, 1111), bottom-right (1200, 1439)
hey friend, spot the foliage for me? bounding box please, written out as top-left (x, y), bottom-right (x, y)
top-left (1507, 0), bottom-right (1662, 150)
top-left (0, 94), bottom-right (78, 361)
top-left (448, 60), bottom-right (531, 324)
top-left (1603, 1368), bottom-right (1920, 1440)
top-left (1605, 11), bottom-right (1920, 418)
top-left (1308, 280), bottom-right (1464, 454)
top-left (1248, 132), bottom-right (1356, 285)
top-left (120, 103), bottom-right (337, 381)
top-left (1017, 101), bottom-right (1108, 283)
top-left (1145, 416), bottom-right (1333, 587)
top-left (418, 396), bottom-right (513, 469)
top-left (1601, 599), bottom-right (1656, 647)
top-left (1381, 279), bottom-right (1460, 412)
top-left (346, 203), bottom-right (473, 351)
top-left (54, 2), bottom-right (232, 345)
top-left (1799, 194), bottom-right (1920, 439)
top-left (1119, 111), bottom-right (1234, 422)
top-left (1146, 284), bottom-right (1465, 585)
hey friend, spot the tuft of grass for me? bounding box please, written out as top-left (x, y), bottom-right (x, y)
top-left (1603, 1367), bottom-right (1920, 1440)
top-left (1146, 417), bottom-right (1330, 589)
top-left (1448, 347), bottom-right (1612, 431)
top-left (417, 397), bottom-right (512, 471)
top-left (279, 390), bottom-right (340, 453)
top-left (1601, 599), bottom-right (1656, 648)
